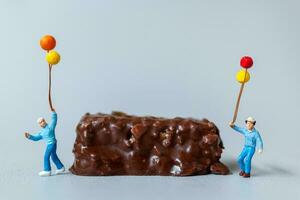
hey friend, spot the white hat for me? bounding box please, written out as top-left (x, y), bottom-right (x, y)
top-left (37, 117), bottom-right (45, 123)
top-left (245, 116), bottom-right (256, 123)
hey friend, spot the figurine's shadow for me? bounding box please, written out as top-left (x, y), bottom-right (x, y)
top-left (223, 158), bottom-right (294, 177)
top-left (253, 164), bottom-right (294, 177)
top-left (53, 171), bottom-right (71, 176)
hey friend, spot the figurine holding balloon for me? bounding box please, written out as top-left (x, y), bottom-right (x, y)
top-left (229, 56), bottom-right (264, 178)
top-left (23, 35), bottom-right (65, 177)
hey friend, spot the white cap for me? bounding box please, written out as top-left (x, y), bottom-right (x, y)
top-left (37, 117), bottom-right (44, 123)
top-left (245, 116), bottom-right (256, 123)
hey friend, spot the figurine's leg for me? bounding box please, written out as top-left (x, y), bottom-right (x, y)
top-left (44, 144), bottom-right (53, 171)
top-left (50, 142), bottom-right (64, 170)
top-left (244, 147), bottom-right (255, 174)
top-left (237, 147), bottom-right (247, 172)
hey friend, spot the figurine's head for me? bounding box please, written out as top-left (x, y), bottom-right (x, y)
top-left (37, 117), bottom-right (47, 128)
top-left (245, 117), bottom-right (256, 130)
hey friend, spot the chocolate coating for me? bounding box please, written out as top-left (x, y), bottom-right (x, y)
top-left (70, 111), bottom-right (229, 176)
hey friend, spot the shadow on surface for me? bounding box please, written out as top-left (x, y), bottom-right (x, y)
top-left (222, 157), bottom-right (239, 174)
top-left (253, 164), bottom-right (295, 177)
top-left (53, 170), bottom-right (71, 176)
top-left (222, 156), bottom-right (296, 178)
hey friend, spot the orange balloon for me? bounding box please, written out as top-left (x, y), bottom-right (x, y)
top-left (40, 35), bottom-right (56, 51)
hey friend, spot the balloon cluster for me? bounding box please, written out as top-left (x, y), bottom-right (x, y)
top-left (40, 35), bottom-right (61, 65)
top-left (236, 56), bottom-right (253, 83)
top-left (39, 35), bottom-right (61, 111)
top-left (232, 56), bottom-right (254, 123)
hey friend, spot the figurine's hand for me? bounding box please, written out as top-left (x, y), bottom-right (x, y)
top-left (229, 122), bottom-right (234, 128)
top-left (51, 108), bottom-right (56, 112)
top-left (24, 132), bottom-right (30, 139)
top-left (258, 149), bottom-right (263, 154)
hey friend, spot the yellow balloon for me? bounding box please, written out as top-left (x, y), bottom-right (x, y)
top-left (46, 50), bottom-right (60, 65)
top-left (236, 70), bottom-right (250, 83)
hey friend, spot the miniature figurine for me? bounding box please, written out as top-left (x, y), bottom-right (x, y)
top-left (229, 117), bottom-right (263, 178)
top-left (229, 56), bottom-right (263, 177)
top-left (25, 108), bottom-right (65, 177)
top-left (24, 35), bottom-right (64, 177)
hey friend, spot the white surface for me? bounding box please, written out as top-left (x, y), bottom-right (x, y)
top-left (1, 153), bottom-right (299, 200)
top-left (0, 0), bottom-right (300, 199)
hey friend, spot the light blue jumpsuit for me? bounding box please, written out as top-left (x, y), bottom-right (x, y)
top-left (28, 112), bottom-right (64, 171)
top-left (232, 125), bottom-right (263, 174)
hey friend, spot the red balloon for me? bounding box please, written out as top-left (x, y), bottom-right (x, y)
top-left (40, 35), bottom-right (56, 51)
top-left (240, 56), bottom-right (253, 69)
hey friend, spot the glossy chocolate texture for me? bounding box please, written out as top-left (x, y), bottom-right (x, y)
top-left (70, 112), bottom-right (229, 176)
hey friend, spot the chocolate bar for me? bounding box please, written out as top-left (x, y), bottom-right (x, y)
top-left (70, 112), bottom-right (229, 176)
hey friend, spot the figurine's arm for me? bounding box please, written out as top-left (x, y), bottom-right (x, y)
top-left (231, 125), bottom-right (245, 135)
top-left (49, 111), bottom-right (57, 130)
top-left (27, 132), bottom-right (42, 141)
top-left (256, 132), bottom-right (263, 153)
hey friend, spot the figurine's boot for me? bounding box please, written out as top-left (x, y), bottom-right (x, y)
top-left (55, 167), bottom-right (65, 175)
top-left (39, 171), bottom-right (51, 177)
top-left (243, 173), bottom-right (251, 178)
top-left (239, 171), bottom-right (245, 176)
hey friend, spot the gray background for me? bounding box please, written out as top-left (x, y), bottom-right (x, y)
top-left (0, 0), bottom-right (299, 199)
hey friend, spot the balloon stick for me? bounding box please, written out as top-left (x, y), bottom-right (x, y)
top-left (48, 63), bottom-right (53, 110)
top-left (232, 69), bottom-right (248, 123)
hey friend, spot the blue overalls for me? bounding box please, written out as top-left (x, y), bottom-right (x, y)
top-left (232, 125), bottom-right (263, 174)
